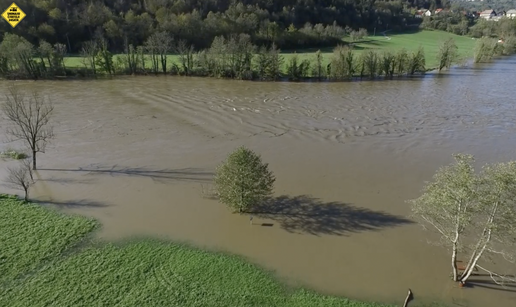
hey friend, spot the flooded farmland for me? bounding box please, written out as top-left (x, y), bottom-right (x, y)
top-left (1, 58), bottom-right (516, 306)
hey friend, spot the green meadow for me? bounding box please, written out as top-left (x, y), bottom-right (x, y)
top-left (0, 194), bottom-right (446, 306)
top-left (63, 30), bottom-right (475, 72)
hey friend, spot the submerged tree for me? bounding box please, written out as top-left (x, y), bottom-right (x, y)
top-left (409, 154), bottom-right (516, 286)
top-left (1, 86), bottom-right (55, 170)
top-left (4, 159), bottom-right (33, 201)
top-left (214, 146), bottom-right (275, 213)
top-left (437, 38), bottom-right (458, 72)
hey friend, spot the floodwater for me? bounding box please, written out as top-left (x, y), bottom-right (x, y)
top-left (1, 58), bottom-right (516, 306)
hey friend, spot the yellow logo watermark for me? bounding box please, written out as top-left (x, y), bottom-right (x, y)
top-left (2, 2), bottom-right (25, 28)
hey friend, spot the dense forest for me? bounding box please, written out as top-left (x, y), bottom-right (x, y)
top-left (452, 0), bottom-right (516, 11)
top-left (1, 0), bottom-right (515, 81)
top-left (0, 0), bottom-right (450, 52)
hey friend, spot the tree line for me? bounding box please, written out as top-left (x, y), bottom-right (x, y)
top-left (419, 8), bottom-right (516, 39)
top-left (0, 31), bottom-right (431, 81)
top-left (0, 0), bottom-right (444, 53)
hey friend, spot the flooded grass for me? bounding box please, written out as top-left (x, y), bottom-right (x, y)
top-left (0, 195), bottom-right (409, 307)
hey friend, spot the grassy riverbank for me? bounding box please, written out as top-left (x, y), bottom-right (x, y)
top-left (0, 194), bottom-right (406, 307)
top-left (63, 30), bottom-right (474, 74)
top-left (281, 30), bottom-right (476, 70)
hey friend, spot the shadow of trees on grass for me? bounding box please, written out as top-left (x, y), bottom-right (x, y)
top-left (38, 164), bottom-right (214, 184)
top-left (250, 195), bottom-right (413, 236)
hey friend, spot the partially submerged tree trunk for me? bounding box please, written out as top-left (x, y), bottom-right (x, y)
top-left (4, 160), bottom-right (33, 201)
top-left (402, 289), bottom-right (413, 307)
top-left (410, 155), bottom-right (516, 287)
top-left (1, 85), bottom-right (55, 170)
top-left (32, 150), bottom-right (37, 170)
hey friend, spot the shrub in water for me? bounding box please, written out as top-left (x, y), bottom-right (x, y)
top-left (214, 146), bottom-right (275, 213)
top-left (0, 148), bottom-right (27, 160)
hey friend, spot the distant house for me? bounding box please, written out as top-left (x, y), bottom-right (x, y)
top-left (415, 9), bottom-right (430, 18)
top-left (434, 8), bottom-right (443, 15)
top-left (479, 9), bottom-right (496, 19)
top-left (507, 9), bottom-right (516, 18)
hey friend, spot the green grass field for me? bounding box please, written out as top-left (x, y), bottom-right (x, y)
top-left (63, 30), bottom-right (475, 72)
top-left (0, 194), bottom-right (402, 307)
top-left (282, 30), bottom-right (476, 69)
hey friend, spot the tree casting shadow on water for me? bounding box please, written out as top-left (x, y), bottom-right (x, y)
top-left (249, 195), bottom-right (413, 236)
top-left (465, 278), bottom-right (516, 293)
top-left (31, 198), bottom-right (110, 208)
top-left (38, 164), bottom-right (214, 184)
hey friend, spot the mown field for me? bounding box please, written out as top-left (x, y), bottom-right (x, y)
top-left (63, 30), bottom-right (475, 72)
top-left (0, 194), bottom-right (416, 307)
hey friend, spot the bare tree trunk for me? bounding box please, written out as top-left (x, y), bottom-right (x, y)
top-left (461, 229), bottom-right (492, 283)
top-left (451, 211), bottom-right (461, 281)
top-left (403, 289), bottom-right (413, 307)
top-left (451, 242), bottom-right (458, 281)
top-left (460, 207), bottom-right (497, 282)
top-left (32, 150), bottom-right (37, 170)
top-left (24, 187), bottom-right (28, 201)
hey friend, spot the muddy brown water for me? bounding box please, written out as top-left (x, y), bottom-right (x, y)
top-left (2, 58), bottom-right (516, 306)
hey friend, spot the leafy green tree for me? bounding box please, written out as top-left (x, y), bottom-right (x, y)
top-left (407, 46), bottom-right (426, 75)
top-left (363, 50), bottom-right (380, 79)
top-left (311, 50), bottom-right (325, 80)
top-left (329, 45), bottom-right (354, 80)
top-left (286, 54), bottom-right (310, 81)
top-left (394, 48), bottom-right (408, 77)
top-left (0, 34), bottom-right (39, 79)
top-left (214, 146), bottom-right (275, 213)
top-left (409, 154), bottom-right (516, 285)
top-left (502, 36), bottom-right (516, 56)
top-left (437, 38), bottom-right (458, 72)
top-left (474, 37), bottom-right (499, 63)
top-left (381, 51), bottom-right (395, 79)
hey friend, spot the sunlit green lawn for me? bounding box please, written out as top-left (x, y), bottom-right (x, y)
top-left (282, 30), bottom-right (476, 69)
top-left (63, 30), bottom-right (475, 72)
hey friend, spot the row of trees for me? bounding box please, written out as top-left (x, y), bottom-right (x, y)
top-left (0, 0), bottom-right (435, 52)
top-left (4, 30), bottom-right (515, 82)
top-left (474, 36), bottom-right (516, 63)
top-left (1, 32), bottom-right (431, 81)
top-left (420, 11), bottom-right (516, 39)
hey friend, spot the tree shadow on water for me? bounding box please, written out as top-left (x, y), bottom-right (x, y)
top-left (38, 164), bottom-right (214, 184)
top-left (250, 195), bottom-right (413, 236)
top-left (36, 177), bottom-right (97, 185)
top-left (31, 198), bottom-right (110, 208)
top-left (466, 278), bottom-right (516, 293)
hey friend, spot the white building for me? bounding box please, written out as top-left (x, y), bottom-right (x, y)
top-left (506, 9), bottom-right (516, 18)
top-left (479, 9), bottom-right (496, 19)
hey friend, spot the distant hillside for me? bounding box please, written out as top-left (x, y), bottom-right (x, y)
top-left (0, 0), bottom-right (448, 52)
